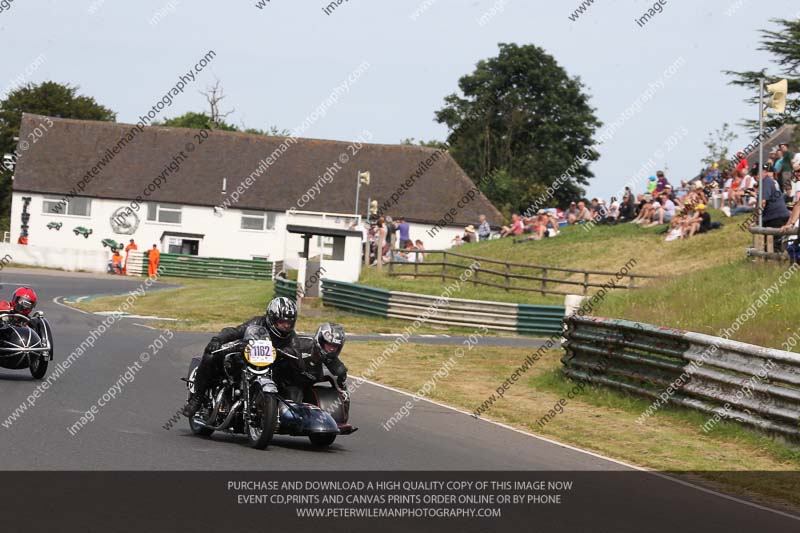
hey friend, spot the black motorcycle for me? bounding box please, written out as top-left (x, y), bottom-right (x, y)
top-left (0, 311), bottom-right (54, 380)
top-left (184, 324), bottom-right (355, 449)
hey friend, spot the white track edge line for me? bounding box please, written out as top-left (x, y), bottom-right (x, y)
top-left (355, 376), bottom-right (800, 522)
top-left (52, 296), bottom-right (90, 315)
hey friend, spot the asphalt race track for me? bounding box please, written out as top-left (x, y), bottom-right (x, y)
top-left (0, 269), bottom-right (798, 530)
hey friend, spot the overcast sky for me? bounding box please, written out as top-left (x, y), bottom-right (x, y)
top-left (1, 0), bottom-right (797, 201)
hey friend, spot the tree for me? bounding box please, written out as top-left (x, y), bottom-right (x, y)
top-left (200, 80), bottom-right (235, 125)
top-left (156, 111), bottom-right (237, 131)
top-left (435, 43), bottom-right (601, 213)
top-left (701, 123), bottom-right (738, 171)
top-left (0, 81), bottom-right (116, 228)
top-left (724, 17), bottom-right (800, 133)
top-left (400, 137), bottom-right (444, 148)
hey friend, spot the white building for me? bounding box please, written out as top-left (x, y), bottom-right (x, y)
top-left (10, 114), bottom-right (502, 274)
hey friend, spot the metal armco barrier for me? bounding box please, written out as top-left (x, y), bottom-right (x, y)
top-left (562, 315), bottom-right (800, 439)
top-left (126, 251), bottom-right (273, 280)
top-left (274, 278), bottom-right (298, 300)
top-left (320, 279), bottom-right (564, 335)
top-left (321, 279), bottom-right (391, 317)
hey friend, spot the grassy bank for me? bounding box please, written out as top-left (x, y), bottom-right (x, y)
top-left (364, 210), bottom-right (752, 305)
top-left (344, 341), bottom-right (800, 511)
top-left (71, 277), bottom-right (503, 336)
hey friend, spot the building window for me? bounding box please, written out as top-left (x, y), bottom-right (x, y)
top-left (147, 203), bottom-right (182, 224)
top-left (42, 196), bottom-right (91, 217)
top-left (241, 211), bottom-right (275, 231)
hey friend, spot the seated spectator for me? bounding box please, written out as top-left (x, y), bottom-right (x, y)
top-left (565, 202), bottom-right (580, 224)
top-left (687, 203), bottom-right (712, 238)
top-left (646, 192), bottom-right (676, 226)
top-left (111, 249), bottom-right (123, 274)
top-left (618, 194), bottom-right (636, 222)
top-left (608, 198), bottom-right (620, 222)
top-left (477, 214), bottom-right (491, 241)
top-left (675, 180), bottom-right (689, 200)
top-left (463, 225), bottom-right (477, 243)
top-left (451, 234), bottom-right (463, 246)
top-left (414, 239), bottom-right (426, 262)
top-left (500, 214), bottom-right (523, 237)
top-left (632, 194), bottom-right (655, 224)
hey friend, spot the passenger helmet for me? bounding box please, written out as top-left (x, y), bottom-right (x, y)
top-left (11, 287), bottom-right (37, 316)
top-left (314, 322), bottom-right (345, 360)
top-left (266, 297), bottom-right (297, 339)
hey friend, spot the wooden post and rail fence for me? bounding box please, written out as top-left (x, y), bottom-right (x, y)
top-left (386, 249), bottom-right (656, 296)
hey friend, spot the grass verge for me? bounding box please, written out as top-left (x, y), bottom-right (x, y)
top-left (70, 277), bottom-right (509, 336)
top-left (343, 341), bottom-right (800, 512)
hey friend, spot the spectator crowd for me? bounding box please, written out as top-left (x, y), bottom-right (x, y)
top-left (354, 140), bottom-right (800, 266)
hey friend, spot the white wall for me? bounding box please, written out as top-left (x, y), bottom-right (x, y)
top-left (9, 193), bottom-right (365, 280)
top-left (11, 192), bottom-right (287, 261)
top-left (0, 242), bottom-right (107, 272)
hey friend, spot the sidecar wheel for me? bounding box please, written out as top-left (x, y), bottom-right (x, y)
top-left (309, 433), bottom-right (336, 447)
top-left (29, 357), bottom-right (48, 380)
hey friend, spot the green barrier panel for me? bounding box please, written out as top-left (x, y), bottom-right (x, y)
top-left (516, 304), bottom-right (566, 336)
top-left (274, 278), bottom-right (298, 301)
top-left (321, 279), bottom-right (390, 317)
top-left (143, 252), bottom-right (273, 280)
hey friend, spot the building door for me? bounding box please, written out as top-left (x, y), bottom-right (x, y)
top-left (181, 239), bottom-right (199, 255)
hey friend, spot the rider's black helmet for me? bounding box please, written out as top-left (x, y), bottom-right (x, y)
top-left (266, 297), bottom-right (297, 339)
top-left (313, 322), bottom-right (345, 360)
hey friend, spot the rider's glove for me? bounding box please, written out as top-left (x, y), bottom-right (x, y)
top-left (337, 373), bottom-right (347, 389)
top-left (206, 337), bottom-right (222, 354)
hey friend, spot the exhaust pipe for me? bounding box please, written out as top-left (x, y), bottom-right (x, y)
top-left (194, 400), bottom-right (242, 431)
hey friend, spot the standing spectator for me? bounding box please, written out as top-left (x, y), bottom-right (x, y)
top-left (147, 244), bottom-right (161, 277)
top-left (500, 214), bottom-right (523, 237)
top-left (376, 217), bottom-right (389, 262)
top-left (396, 216), bottom-right (411, 249)
top-left (761, 167), bottom-right (791, 249)
top-left (780, 143), bottom-right (796, 195)
top-left (385, 216), bottom-right (397, 251)
top-left (647, 176), bottom-right (657, 194)
top-left (123, 239), bottom-right (137, 275)
top-left (477, 214), bottom-right (491, 241)
top-left (655, 170), bottom-right (670, 194)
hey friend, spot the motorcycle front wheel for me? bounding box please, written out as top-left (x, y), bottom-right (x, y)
top-left (248, 391), bottom-right (278, 449)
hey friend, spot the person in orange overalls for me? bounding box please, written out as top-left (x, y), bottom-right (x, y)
top-left (123, 239), bottom-right (137, 274)
top-left (147, 244), bottom-right (160, 277)
top-left (111, 249), bottom-right (123, 275)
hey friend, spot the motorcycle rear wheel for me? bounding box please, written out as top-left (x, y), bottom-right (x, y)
top-left (248, 392), bottom-right (278, 449)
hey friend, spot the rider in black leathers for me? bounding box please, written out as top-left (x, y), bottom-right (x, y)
top-left (182, 297), bottom-right (300, 417)
top-left (276, 322), bottom-right (348, 404)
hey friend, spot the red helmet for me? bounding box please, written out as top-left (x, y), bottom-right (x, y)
top-left (11, 287), bottom-right (37, 316)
